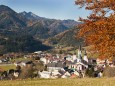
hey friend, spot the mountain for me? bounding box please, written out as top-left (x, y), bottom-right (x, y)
top-left (26, 19), bottom-right (79, 39)
top-left (19, 11), bottom-right (46, 20)
top-left (27, 22), bottom-right (50, 39)
top-left (46, 27), bottom-right (83, 46)
top-left (20, 11), bottom-right (80, 39)
top-left (20, 11), bottom-right (80, 28)
top-left (0, 5), bottom-right (51, 53)
top-left (0, 5), bottom-right (27, 31)
top-left (0, 5), bottom-right (82, 53)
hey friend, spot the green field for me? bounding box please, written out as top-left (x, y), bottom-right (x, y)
top-left (10, 57), bottom-right (32, 62)
top-left (0, 64), bottom-right (16, 71)
top-left (0, 78), bottom-right (115, 86)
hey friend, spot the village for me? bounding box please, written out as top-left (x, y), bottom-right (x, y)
top-left (0, 46), bottom-right (114, 80)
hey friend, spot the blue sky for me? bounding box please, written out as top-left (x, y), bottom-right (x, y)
top-left (0, 0), bottom-right (90, 21)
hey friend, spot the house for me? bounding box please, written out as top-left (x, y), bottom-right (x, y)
top-left (34, 51), bottom-right (42, 54)
top-left (1, 59), bottom-right (9, 63)
top-left (39, 71), bottom-right (51, 78)
top-left (66, 47), bottom-right (89, 72)
top-left (75, 61), bottom-right (88, 71)
top-left (14, 61), bottom-right (33, 67)
top-left (39, 70), bottom-right (61, 79)
top-left (68, 59), bottom-right (88, 72)
top-left (21, 61), bottom-right (33, 67)
top-left (14, 61), bottom-right (22, 66)
top-left (0, 59), bottom-right (2, 63)
top-left (47, 61), bottom-right (64, 72)
top-left (83, 50), bottom-right (88, 63)
top-left (61, 71), bottom-right (71, 78)
top-left (40, 57), bottom-right (48, 65)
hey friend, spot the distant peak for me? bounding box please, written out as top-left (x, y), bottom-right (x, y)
top-left (0, 5), bottom-right (8, 7)
top-left (0, 5), bottom-right (16, 13)
top-left (21, 11), bottom-right (37, 16)
top-left (21, 11), bottom-right (28, 15)
top-left (28, 12), bottom-right (38, 17)
top-left (22, 11), bottom-right (27, 13)
top-left (0, 5), bottom-right (10, 9)
top-left (28, 12), bottom-right (33, 14)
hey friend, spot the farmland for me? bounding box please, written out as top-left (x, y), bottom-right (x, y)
top-left (0, 78), bottom-right (115, 86)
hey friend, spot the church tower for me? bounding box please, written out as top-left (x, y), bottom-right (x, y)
top-left (83, 50), bottom-right (88, 62)
top-left (77, 45), bottom-right (82, 62)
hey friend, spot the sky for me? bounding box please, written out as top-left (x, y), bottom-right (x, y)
top-left (0, 0), bottom-right (90, 21)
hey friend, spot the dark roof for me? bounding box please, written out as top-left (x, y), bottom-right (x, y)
top-left (47, 61), bottom-right (64, 68)
top-left (70, 59), bottom-right (88, 65)
top-left (47, 62), bottom-right (56, 67)
top-left (22, 61), bottom-right (33, 64)
top-left (15, 61), bottom-right (22, 64)
top-left (72, 60), bottom-right (77, 64)
top-left (81, 60), bottom-right (88, 65)
top-left (65, 61), bottom-right (72, 65)
top-left (56, 62), bottom-right (63, 67)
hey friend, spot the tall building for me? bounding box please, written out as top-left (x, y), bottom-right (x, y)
top-left (83, 50), bottom-right (88, 62)
top-left (77, 45), bottom-right (82, 62)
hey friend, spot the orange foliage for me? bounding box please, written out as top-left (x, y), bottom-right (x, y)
top-left (75, 0), bottom-right (115, 59)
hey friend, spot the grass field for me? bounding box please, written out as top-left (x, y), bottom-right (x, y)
top-left (0, 64), bottom-right (16, 71)
top-left (10, 57), bottom-right (32, 62)
top-left (0, 78), bottom-right (115, 86)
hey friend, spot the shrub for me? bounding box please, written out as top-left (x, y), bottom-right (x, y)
top-left (103, 67), bottom-right (115, 77)
top-left (19, 65), bottom-right (34, 79)
top-left (85, 67), bottom-right (94, 77)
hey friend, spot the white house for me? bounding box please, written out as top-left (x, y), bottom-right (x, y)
top-left (39, 71), bottom-right (51, 78)
top-left (40, 57), bottom-right (48, 65)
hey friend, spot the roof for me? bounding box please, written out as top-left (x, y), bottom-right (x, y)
top-left (22, 60), bottom-right (33, 64)
top-left (47, 62), bottom-right (56, 67)
top-left (72, 60), bottom-right (77, 64)
top-left (47, 61), bottom-right (64, 68)
top-left (76, 62), bottom-right (88, 67)
top-left (81, 60), bottom-right (88, 65)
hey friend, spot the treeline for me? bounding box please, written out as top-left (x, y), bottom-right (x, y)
top-left (0, 34), bottom-right (52, 54)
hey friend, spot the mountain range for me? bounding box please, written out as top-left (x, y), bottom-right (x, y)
top-left (0, 5), bottom-right (81, 53)
top-left (20, 11), bottom-right (80, 39)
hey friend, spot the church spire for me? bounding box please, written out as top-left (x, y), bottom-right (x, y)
top-left (78, 45), bottom-right (82, 60)
top-left (84, 49), bottom-right (87, 55)
top-left (83, 49), bottom-right (88, 62)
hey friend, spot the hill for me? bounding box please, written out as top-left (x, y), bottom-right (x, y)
top-left (0, 5), bottom-right (51, 53)
top-left (0, 5), bottom-right (26, 31)
top-left (46, 27), bottom-right (83, 47)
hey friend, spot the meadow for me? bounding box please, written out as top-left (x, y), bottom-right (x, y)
top-left (0, 64), bottom-right (16, 71)
top-left (0, 78), bottom-right (115, 86)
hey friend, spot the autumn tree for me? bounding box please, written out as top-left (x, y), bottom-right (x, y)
top-left (75, 0), bottom-right (115, 59)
